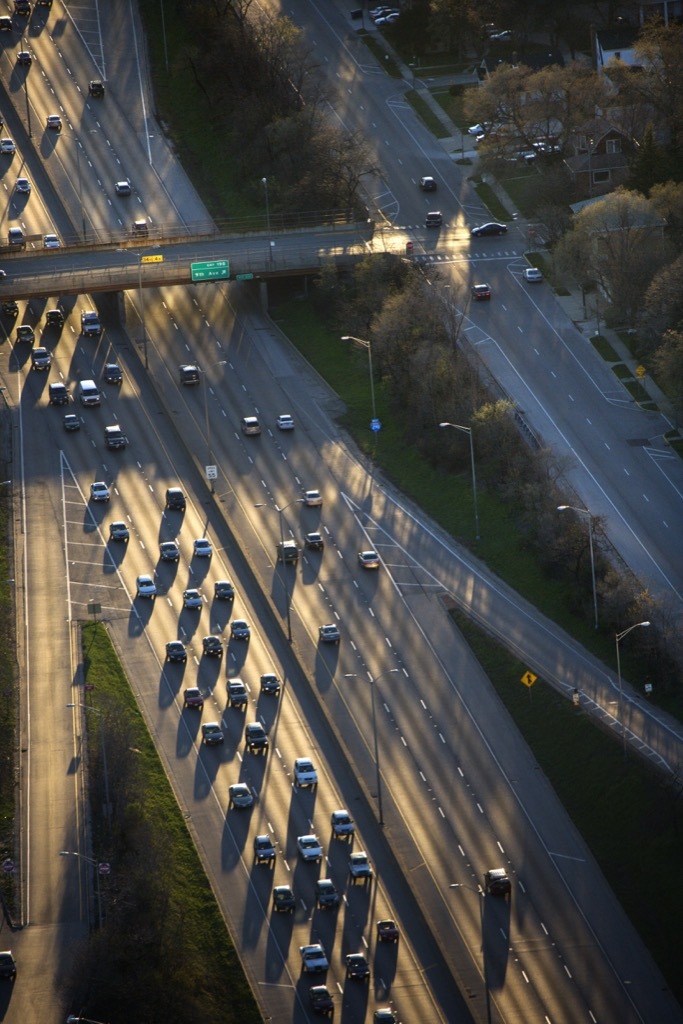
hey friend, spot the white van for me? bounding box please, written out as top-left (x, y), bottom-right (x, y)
top-left (78, 380), bottom-right (101, 406)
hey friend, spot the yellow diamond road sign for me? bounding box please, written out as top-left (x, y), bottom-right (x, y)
top-left (635, 364), bottom-right (646, 378)
top-left (141, 254), bottom-right (164, 264)
top-left (521, 671), bottom-right (537, 688)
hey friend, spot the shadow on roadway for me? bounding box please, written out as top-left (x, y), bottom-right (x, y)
top-left (127, 594), bottom-right (154, 637)
top-left (226, 635), bottom-right (248, 672)
top-left (482, 894), bottom-right (511, 992)
top-left (176, 705), bottom-right (201, 759)
top-left (264, 899), bottom-right (297, 982)
top-left (193, 718), bottom-right (231, 800)
top-left (314, 644), bottom-right (339, 694)
top-left (241, 855), bottom-right (274, 952)
top-left (159, 659), bottom-right (185, 709)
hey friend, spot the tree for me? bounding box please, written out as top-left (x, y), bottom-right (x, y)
top-left (627, 123), bottom-right (671, 195)
top-left (652, 329), bottom-right (683, 419)
top-left (640, 254), bottom-right (683, 344)
top-left (632, 20), bottom-right (683, 158)
top-left (555, 188), bottom-right (670, 322)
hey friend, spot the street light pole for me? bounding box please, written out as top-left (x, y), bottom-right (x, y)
top-left (344, 669), bottom-right (398, 827)
top-left (59, 851), bottom-right (104, 930)
top-left (615, 620), bottom-right (650, 761)
top-left (450, 882), bottom-right (492, 1024)
top-left (557, 505), bottom-right (598, 630)
top-left (66, 703), bottom-right (111, 836)
top-left (262, 177), bottom-right (270, 231)
top-left (254, 498), bottom-right (305, 642)
top-left (341, 335), bottom-right (377, 423)
top-left (439, 422), bottom-right (480, 540)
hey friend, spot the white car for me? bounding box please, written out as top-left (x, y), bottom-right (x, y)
top-left (183, 588), bottom-right (203, 609)
top-left (349, 851), bottom-right (373, 879)
top-left (297, 834), bottom-right (323, 862)
top-left (90, 482), bottom-right (110, 502)
top-left (46, 114), bottom-right (62, 130)
top-left (0, 138), bottom-right (15, 154)
top-left (304, 489), bottom-right (322, 507)
top-left (276, 413), bottom-right (294, 430)
top-left (300, 944), bottom-right (329, 972)
top-left (331, 809), bottom-right (355, 837)
top-left (523, 267), bottom-right (543, 282)
top-left (294, 757), bottom-right (318, 786)
top-left (136, 574), bottom-right (157, 598)
top-left (43, 234), bottom-right (60, 249)
top-left (193, 537), bottom-right (212, 558)
top-left (468, 123), bottom-right (491, 136)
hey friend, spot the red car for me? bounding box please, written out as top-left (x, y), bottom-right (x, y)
top-left (183, 687), bottom-right (204, 709)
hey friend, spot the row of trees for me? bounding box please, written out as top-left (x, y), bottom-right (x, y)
top-left (312, 254), bottom-right (683, 689)
top-left (179, 0), bottom-right (376, 214)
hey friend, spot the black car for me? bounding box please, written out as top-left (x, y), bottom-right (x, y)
top-left (159, 541), bottom-right (180, 562)
top-left (0, 951), bottom-right (16, 979)
top-left (484, 867), bottom-right (512, 895)
top-left (45, 307), bottom-right (65, 327)
top-left (470, 222), bottom-right (508, 237)
top-left (165, 487), bottom-right (186, 511)
top-left (89, 79), bottom-right (105, 97)
top-left (214, 580), bottom-right (235, 600)
top-left (260, 672), bottom-right (281, 696)
top-left (272, 885), bottom-right (295, 912)
top-left (179, 363), bottom-right (200, 385)
top-left (109, 521), bottom-right (130, 542)
top-left (345, 952), bottom-right (370, 980)
top-left (48, 383), bottom-right (69, 406)
top-left (202, 635), bottom-right (223, 658)
top-left (315, 878), bottom-right (340, 909)
top-left (309, 986), bottom-right (333, 1015)
top-left (63, 414), bottom-right (80, 432)
top-left (2, 301), bottom-right (18, 317)
top-left (17, 51), bottom-right (31, 65)
top-left (104, 362), bottom-right (123, 384)
top-left (419, 176), bottom-right (437, 191)
top-left (165, 640), bottom-right (187, 663)
top-left (245, 722), bottom-right (269, 751)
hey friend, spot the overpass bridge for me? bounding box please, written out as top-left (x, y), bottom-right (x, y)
top-left (0, 221), bottom-right (379, 301)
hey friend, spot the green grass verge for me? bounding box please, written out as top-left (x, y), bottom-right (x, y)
top-left (452, 610), bottom-right (683, 1005)
top-left (472, 181), bottom-right (511, 221)
top-left (405, 89), bottom-right (450, 139)
top-left (591, 335), bottom-right (621, 362)
top-left (360, 35), bottom-right (403, 78)
top-left (77, 623), bottom-right (262, 1024)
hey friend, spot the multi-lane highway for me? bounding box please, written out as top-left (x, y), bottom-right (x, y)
top-left (2, 3), bottom-right (683, 1024)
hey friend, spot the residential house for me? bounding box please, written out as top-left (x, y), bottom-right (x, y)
top-left (564, 120), bottom-right (632, 197)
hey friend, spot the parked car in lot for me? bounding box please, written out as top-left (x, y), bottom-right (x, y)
top-left (202, 722), bottom-right (224, 745)
top-left (272, 885), bottom-right (295, 912)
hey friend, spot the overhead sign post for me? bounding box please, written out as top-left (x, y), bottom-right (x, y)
top-left (191, 259), bottom-right (230, 282)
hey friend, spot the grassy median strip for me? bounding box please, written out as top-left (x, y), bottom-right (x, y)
top-left (68, 622), bottom-right (262, 1024)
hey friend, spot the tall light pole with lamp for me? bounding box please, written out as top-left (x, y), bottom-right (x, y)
top-left (439, 421), bottom-right (480, 540)
top-left (66, 702), bottom-right (111, 836)
top-left (59, 851), bottom-right (109, 930)
top-left (254, 498), bottom-right (305, 642)
top-left (615, 620), bottom-right (650, 761)
top-left (199, 360), bottom-right (227, 493)
top-left (450, 881), bottom-right (492, 1024)
top-left (557, 504), bottom-right (598, 630)
top-left (344, 669), bottom-right (398, 827)
top-left (341, 335), bottom-right (377, 427)
top-left (261, 177), bottom-right (270, 231)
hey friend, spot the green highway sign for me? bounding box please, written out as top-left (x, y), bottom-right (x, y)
top-left (191, 259), bottom-right (230, 282)
top-left (235, 273), bottom-right (254, 281)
